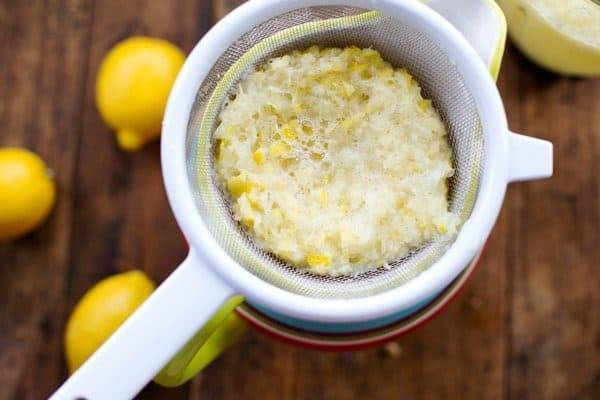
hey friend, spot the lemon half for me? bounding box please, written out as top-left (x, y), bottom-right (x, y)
top-left (498, 0), bottom-right (600, 76)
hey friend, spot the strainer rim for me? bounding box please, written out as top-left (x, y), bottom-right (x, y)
top-left (161, 0), bottom-right (509, 323)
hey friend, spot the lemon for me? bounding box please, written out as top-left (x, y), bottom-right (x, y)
top-left (0, 148), bottom-right (56, 241)
top-left (498, 0), bottom-right (600, 76)
top-left (65, 270), bottom-right (156, 373)
top-left (96, 37), bottom-right (185, 150)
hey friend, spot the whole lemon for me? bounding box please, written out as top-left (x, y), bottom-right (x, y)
top-left (96, 37), bottom-right (185, 150)
top-left (0, 148), bottom-right (56, 241)
top-left (65, 270), bottom-right (156, 373)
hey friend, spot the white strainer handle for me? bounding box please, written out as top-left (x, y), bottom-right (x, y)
top-left (426, 0), bottom-right (507, 78)
top-left (507, 132), bottom-right (553, 182)
top-left (50, 251), bottom-right (237, 400)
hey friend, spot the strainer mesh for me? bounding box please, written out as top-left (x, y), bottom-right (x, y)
top-left (186, 7), bottom-right (483, 299)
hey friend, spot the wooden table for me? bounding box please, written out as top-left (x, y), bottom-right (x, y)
top-left (0, 1), bottom-right (598, 399)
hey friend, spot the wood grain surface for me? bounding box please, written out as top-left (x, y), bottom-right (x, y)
top-left (0, 1), bottom-right (598, 399)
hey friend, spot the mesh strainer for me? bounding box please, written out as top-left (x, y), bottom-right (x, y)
top-left (53, 1), bottom-right (552, 398)
top-left (190, 7), bottom-right (483, 299)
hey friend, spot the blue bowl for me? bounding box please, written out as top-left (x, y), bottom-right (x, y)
top-left (249, 294), bottom-right (436, 334)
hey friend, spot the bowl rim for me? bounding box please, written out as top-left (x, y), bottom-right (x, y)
top-left (235, 247), bottom-right (485, 350)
